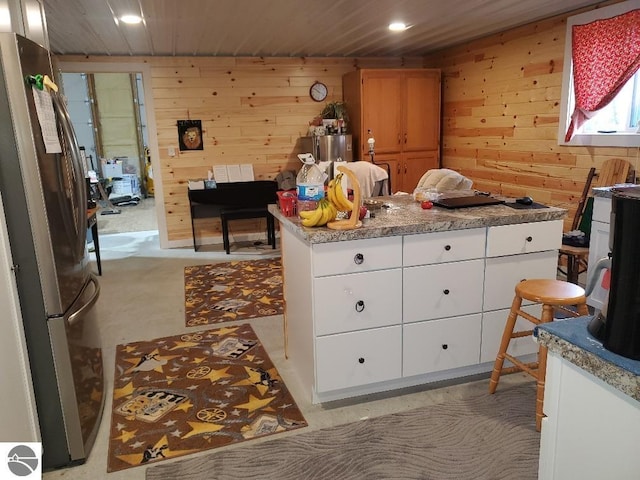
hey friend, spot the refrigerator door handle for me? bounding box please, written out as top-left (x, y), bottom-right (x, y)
top-left (51, 91), bottom-right (87, 258)
top-left (68, 274), bottom-right (100, 326)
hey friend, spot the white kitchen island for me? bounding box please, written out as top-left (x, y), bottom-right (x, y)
top-left (270, 195), bottom-right (567, 403)
top-left (537, 317), bottom-right (640, 480)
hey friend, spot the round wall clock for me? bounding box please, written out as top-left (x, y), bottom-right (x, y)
top-left (309, 81), bottom-right (328, 102)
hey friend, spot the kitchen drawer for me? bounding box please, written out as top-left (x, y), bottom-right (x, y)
top-left (403, 259), bottom-right (484, 323)
top-left (312, 236), bottom-right (402, 277)
top-left (403, 227), bottom-right (486, 266)
top-left (592, 196), bottom-right (611, 224)
top-left (315, 326), bottom-right (402, 393)
top-left (403, 313), bottom-right (482, 377)
top-left (480, 305), bottom-right (541, 364)
top-left (486, 220), bottom-right (562, 257)
top-left (314, 269), bottom-right (402, 336)
top-left (484, 250), bottom-right (558, 312)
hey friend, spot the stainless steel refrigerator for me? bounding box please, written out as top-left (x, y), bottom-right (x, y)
top-left (0, 33), bottom-right (104, 470)
top-left (300, 134), bottom-right (353, 163)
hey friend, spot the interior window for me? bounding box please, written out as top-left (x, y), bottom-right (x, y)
top-left (579, 73), bottom-right (640, 134)
top-left (558, 0), bottom-right (640, 147)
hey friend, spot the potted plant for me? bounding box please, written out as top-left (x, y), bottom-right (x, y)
top-left (320, 102), bottom-right (349, 134)
top-left (321, 101), bottom-right (348, 121)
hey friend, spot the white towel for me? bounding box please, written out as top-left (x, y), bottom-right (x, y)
top-left (416, 168), bottom-right (473, 192)
top-left (342, 161), bottom-right (389, 198)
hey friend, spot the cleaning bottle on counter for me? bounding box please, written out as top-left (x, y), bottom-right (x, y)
top-left (296, 153), bottom-right (326, 215)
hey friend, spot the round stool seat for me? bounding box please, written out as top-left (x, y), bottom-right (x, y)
top-left (515, 279), bottom-right (586, 305)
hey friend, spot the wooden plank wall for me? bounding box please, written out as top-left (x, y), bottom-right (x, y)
top-left (424, 5), bottom-right (639, 230)
top-left (59, 55), bottom-right (425, 245)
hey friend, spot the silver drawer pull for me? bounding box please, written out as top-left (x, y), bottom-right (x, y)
top-left (354, 253), bottom-right (364, 265)
top-left (355, 300), bottom-right (365, 312)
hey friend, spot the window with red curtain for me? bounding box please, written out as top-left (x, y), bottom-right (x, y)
top-left (565, 9), bottom-right (640, 142)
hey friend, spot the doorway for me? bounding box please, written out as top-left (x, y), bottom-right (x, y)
top-left (61, 71), bottom-right (157, 235)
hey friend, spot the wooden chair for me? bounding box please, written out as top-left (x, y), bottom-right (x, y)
top-left (558, 158), bottom-right (632, 284)
top-left (488, 279), bottom-right (589, 432)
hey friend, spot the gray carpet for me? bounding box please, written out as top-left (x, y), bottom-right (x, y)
top-left (146, 383), bottom-right (539, 480)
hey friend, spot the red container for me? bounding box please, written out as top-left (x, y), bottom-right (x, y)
top-left (277, 190), bottom-right (297, 217)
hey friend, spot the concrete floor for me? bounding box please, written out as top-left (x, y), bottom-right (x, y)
top-left (43, 230), bottom-right (532, 480)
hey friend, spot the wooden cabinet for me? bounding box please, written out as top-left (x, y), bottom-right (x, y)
top-left (343, 68), bottom-right (441, 193)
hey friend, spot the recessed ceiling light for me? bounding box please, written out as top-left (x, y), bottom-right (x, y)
top-left (389, 22), bottom-right (408, 32)
top-left (120, 14), bottom-right (142, 24)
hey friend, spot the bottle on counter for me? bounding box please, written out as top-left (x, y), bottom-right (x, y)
top-left (296, 153), bottom-right (326, 215)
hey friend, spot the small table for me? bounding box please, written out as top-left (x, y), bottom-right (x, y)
top-left (87, 208), bottom-right (101, 275)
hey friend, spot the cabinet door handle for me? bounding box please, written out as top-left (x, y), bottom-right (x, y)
top-left (526, 236), bottom-right (533, 242)
top-left (443, 289), bottom-right (450, 295)
top-left (442, 344), bottom-right (448, 350)
top-left (404, 164), bottom-right (407, 174)
top-left (397, 133), bottom-right (401, 145)
top-left (404, 133), bottom-right (407, 144)
top-left (358, 357), bottom-right (365, 364)
top-left (355, 300), bottom-right (365, 312)
top-left (354, 253), bottom-right (364, 265)
top-left (444, 245), bottom-right (451, 251)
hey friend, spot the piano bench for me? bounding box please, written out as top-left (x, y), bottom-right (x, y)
top-left (220, 208), bottom-right (276, 254)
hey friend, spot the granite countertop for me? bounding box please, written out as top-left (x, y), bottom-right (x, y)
top-left (592, 183), bottom-right (638, 198)
top-left (269, 194), bottom-right (566, 244)
top-left (538, 316), bottom-right (640, 402)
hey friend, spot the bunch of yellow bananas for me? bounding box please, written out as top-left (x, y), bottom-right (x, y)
top-left (299, 198), bottom-right (337, 227)
top-left (327, 173), bottom-right (354, 212)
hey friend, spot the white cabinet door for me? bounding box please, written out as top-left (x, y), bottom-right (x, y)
top-left (586, 220), bottom-right (610, 310)
top-left (484, 250), bottom-right (558, 312)
top-left (312, 236), bottom-right (402, 277)
top-left (316, 326), bottom-right (402, 392)
top-left (403, 314), bottom-right (482, 377)
top-left (314, 269), bottom-right (402, 336)
top-left (539, 352), bottom-right (640, 480)
top-left (403, 259), bottom-right (484, 322)
top-left (591, 196), bottom-right (611, 223)
top-left (403, 228), bottom-right (486, 266)
top-left (480, 305), bottom-right (541, 364)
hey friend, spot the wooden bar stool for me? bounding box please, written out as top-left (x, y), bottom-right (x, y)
top-left (488, 279), bottom-right (589, 432)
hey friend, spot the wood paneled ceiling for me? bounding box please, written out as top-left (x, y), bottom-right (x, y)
top-left (43, 0), bottom-right (604, 57)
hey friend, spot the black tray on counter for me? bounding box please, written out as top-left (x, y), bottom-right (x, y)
top-left (434, 196), bottom-right (505, 209)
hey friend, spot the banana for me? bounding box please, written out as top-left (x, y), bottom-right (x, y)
top-left (299, 209), bottom-right (316, 220)
top-left (316, 201), bottom-right (329, 227)
top-left (333, 173), bottom-right (354, 212)
top-left (301, 203), bottom-right (324, 227)
top-left (326, 200), bottom-right (337, 222)
top-left (329, 174), bottom-right (345, 210)
top-left (326, 178), bottom-right (338, 208)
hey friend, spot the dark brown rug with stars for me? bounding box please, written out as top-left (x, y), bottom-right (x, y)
top-left (107, 324), bottom-right (307, 472)
top-left (184, 259), bottom-right (284, 327)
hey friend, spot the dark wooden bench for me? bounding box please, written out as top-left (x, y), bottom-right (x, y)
top-left (188, 180), bottom-right (278, 253)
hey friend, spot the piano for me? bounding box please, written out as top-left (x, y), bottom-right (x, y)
top-left (188, 180), bottom-right (278, 253)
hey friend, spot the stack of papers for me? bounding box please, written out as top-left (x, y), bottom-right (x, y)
top-left (212, 164), bottom-right (254, 183)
